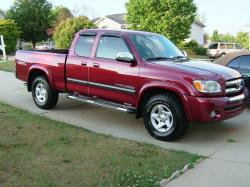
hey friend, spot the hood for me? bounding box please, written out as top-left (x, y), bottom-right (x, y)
top-left (151, 60), bottom-right (241, 80)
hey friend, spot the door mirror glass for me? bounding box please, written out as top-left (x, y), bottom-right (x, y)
top-left (116, 52), bottom-right (135, 63)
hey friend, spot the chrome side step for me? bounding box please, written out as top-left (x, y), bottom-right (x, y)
top-left (67, 94), bottom-right (136, 114)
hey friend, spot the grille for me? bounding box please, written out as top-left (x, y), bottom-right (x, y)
top-left (226, 78), bottom-right (244, 95)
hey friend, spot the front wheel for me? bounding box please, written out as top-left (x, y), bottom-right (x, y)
top-left (31, 76), bottom-right (58, 109)
top-left (143, 94), bottom-right (187, 141)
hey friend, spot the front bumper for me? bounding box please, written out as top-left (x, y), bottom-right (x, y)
top-left (187, 88), bottom-right (249, 122)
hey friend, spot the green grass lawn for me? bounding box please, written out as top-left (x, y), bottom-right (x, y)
top-left (0, 60), bottom-right (15, 72)
top-left (0, 102), bottom-right (202, 187)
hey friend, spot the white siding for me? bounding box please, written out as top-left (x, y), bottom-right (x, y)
top-left (186, 23), bottom-right (205, 46)
top-left (0, 14), bottom-right (4, 19)
top-left (95, 17), bottom-right (123, 29)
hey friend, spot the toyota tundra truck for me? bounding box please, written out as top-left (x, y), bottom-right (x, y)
top-left (15, 29), bottom-right (249, 141)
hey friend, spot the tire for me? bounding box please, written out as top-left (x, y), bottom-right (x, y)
top-left (220, 53), bottom-right (226, 57)
top-left (31, 76), bottom-right (58, 110)
top-left (143, 93), bottom-right (187, 141)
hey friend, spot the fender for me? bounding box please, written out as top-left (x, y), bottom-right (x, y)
top-left (136, 81), bottom-right (192, 121)
top-left (27, 64), bottom-right (56, 90)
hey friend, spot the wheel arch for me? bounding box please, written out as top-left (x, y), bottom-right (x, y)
top-left (27, 66), bottom-right (55, 92)
top-left (136, 83), bottom-right (191, 121)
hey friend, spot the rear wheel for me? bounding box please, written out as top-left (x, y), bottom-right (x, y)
top-left (143, 93), bottom-right (187, 141)
top-left (31, 76), bottom-right (58, 109)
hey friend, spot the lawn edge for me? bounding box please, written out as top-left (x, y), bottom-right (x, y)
top-left (159, 157), bottom-right (205, 187)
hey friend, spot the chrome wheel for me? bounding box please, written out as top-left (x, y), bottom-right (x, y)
top-left (150, 104), bottom-right (173, 133)
top-left (35, 83), bottom-right (48, 103)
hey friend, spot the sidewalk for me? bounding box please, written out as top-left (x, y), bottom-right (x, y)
top-left (1, 70), bottom-right (250, 187)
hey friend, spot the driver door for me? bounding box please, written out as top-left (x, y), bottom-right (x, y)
top-left (89, 34), bottom-right (139, 106)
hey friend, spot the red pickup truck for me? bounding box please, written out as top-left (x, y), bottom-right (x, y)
top-left (15, 29), bottom-right (249, 141)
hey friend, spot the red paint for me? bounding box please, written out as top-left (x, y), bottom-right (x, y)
top-left (15, 29), bottom-right (249, 122)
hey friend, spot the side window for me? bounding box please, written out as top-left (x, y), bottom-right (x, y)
top-left (239, 56), bottom-right (250, 69)
top-left (209, 43), bottom-right (218, 49)
top-left (228, 57), bottom-right (240, 69)
top-left (219, 43), bottom-right (226, 49)
top-left (75, 35), bottom-right (96, 57)
top-left (235, 44), bottom-right (242, 49)
top-left (226, 44), bottom-right (234, 49)
top-left (96, 36), bottom-right (130, 60)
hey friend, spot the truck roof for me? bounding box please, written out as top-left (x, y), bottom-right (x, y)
top-left (79, 29), bottom-right (158, 36)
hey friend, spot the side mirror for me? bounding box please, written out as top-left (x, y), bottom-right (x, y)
top-left (182, 50), bottom-right (188, 57)
top-left (116, 52), bottom-right (135, 63)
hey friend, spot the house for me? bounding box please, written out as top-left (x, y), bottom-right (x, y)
top-left (185, 20), bottom-right (206, 46)
top-left (94, 13), bottom-right (206, 45)
top-left (0, 9), bottom-right (6, 19)
top-left (94, 14), bottom-right (128, 30)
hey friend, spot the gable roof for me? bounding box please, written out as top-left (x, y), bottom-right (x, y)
top-left (95, 13), bottom-right (206, 28)
top-left (0, 9), bottom-right (6, 18)
top-left (194, 20), bottom-right (206, 28)
top-left (106, 13), bottom-right (126, 25)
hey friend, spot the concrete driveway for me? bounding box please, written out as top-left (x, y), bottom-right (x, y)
top-left (1, 70), bottom-right (250, 186)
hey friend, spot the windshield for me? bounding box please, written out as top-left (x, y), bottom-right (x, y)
top-left (129, 34), bottom-right (185, 61)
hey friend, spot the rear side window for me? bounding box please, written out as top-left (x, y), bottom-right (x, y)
top-left (235, 44), bottom-right (242, 49)
top-left (75, 35), bottom-right (96, 57)
top-left (219, 43), bottom-right (226, 49)
top-left (226, 44), bottom-right (234, 49)
top-left (228, 57), bottom-right (240, 69)
top-left (96, 36), bottom-right (130, 60)
top-left (209, 43), bottom-right (218, 49)
top-left (239, 56), bottom-right (250, 69)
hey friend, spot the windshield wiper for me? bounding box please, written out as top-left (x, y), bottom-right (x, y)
top-left (146, 57), bottom-right (176, 61)
top-left (172, 56), bottom-right (189, 60)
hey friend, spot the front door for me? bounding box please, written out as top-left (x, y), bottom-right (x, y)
top-left (89, 34), bottom-right (139, 106)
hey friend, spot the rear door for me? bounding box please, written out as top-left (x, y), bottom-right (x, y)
top-left (66, 32), bottom-right (96, 95)
top-left (88, 33), bottom-right (139, 106)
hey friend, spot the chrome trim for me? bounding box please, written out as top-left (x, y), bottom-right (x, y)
top-left (226, 87), bottom-right (242, 94)
top-left (226, 79), bottom-right (242, 86)
top-left (226, 78), bottom-right (244, 95)
top-left (66, 78), bottom-right (136, 94)
top-left (229, 93), bottom-right (245, 103)
top-left (67, 78), bottom-right (88, 85)
top-left (67, 95), bottom-right (136, 113)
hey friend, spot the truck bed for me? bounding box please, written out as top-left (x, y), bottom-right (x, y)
top-left (30, 49), bottom-right (69, 54)
top-left (15, 50), bottom-right (68, 91)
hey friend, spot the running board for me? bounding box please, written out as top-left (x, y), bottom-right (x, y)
top-left (67, 94), bottom-right (136, 114)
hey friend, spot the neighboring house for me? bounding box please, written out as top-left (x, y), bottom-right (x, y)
top-left (94, 13), bottom-right (206, 45)
top-left (0, 9), bottom-right (6, 19)
top-left (94, 13), bottom-right (128, 30)
top-left (185, 20), bottom-right (206, 46)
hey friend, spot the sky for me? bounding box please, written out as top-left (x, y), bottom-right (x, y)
top-left (1, 0), bottom-right (250, 35)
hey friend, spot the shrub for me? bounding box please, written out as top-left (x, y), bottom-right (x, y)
top-left (194, 47), bottom-right (207, 55)
top-left (184, 39), bottom-right (199, 48)
top-left (0, 19), bottom-right (20, 53)
top-left (53, 16), bottom-right (95, 49)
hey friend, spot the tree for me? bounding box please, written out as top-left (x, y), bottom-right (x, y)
top-left (50, 6), bottom-right (73, 27)
top-left (0, 19), bottom-right (21, 53)
top-left (211, 30), bottom-right (236, 43)
top-left (7, 0), bottom-right (52, 48)
top-left (236, 32), bottom-right (249, 49)
top-left (126, 0), bottom-right (197, 44)
top-left (211, 30), bottom-right (220, 42)
top-left (53, 16), bottom-right (95, 49)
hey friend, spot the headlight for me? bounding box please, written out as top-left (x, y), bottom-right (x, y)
top-left (193, 80), bottom-right (221, 93)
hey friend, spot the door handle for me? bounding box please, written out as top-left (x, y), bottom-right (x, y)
top-left (93, 63), bottom-right (100, 68)
top-left (81, 61), bottom-right (87, 66)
